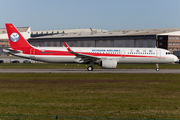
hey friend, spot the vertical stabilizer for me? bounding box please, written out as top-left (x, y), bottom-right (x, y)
top-left (5, 23), bottom-right (32, 51)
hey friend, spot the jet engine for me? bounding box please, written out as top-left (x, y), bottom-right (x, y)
top-left (101, 58), bottom-right (117, 68)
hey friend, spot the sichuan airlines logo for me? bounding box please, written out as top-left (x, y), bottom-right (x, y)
top-left (10, 32), bottom-right (19, 42)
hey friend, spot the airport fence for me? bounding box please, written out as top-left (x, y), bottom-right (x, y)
top-left (0, 115), bottom-right (178, 120)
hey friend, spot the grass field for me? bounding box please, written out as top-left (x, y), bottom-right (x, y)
top-left (0, 63), bottom-right (180, 69)
top-left (0, 73), bottom-right (180, 119)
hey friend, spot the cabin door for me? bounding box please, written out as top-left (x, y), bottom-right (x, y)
top-left (30, 48), bottom-right (36, 60)
top-left (156, 49), bottom-right (161, 58)
top-left (121, 50), bottom-right (126, 58)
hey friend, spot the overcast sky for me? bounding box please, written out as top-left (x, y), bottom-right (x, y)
top-left (1, 0), bottom-right (180, 31)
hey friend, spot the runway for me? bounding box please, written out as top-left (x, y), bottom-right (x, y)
top-left (0, 69), bottom-right (179, 73)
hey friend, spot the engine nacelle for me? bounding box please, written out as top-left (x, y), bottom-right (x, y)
top-left (102, 58), bottom-right (117, 69)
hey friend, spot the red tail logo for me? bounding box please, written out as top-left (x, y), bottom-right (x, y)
top-left (5, 23), bottom-right (32, 51)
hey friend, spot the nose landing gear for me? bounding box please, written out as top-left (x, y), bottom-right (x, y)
top-left (156, 64), bottom-right (160, 71)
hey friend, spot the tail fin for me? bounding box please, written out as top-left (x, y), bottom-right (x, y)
top-left (5, 23), bottom-right (32, 51)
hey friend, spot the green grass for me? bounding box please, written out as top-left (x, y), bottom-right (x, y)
top-left (0, 63), bottom-right (180, 69)
top-left (0, 73), bottom-right (180, 119)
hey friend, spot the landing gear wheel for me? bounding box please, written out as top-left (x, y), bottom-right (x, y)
top-left (156, 68), bottom-right (160, 71)
top-left (87, 66), bottom-right (93, 71)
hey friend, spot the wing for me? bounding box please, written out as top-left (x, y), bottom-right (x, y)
top-left (64, 42), bottom-right (101, 63)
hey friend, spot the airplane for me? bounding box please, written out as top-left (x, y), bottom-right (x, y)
top-left (4, 23), bottom-right (179, 71)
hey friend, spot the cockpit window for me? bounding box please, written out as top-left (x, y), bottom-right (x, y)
top-left (166, 52), bottom-right (172, 55)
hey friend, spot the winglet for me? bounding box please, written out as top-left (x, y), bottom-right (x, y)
top-left (64, 42), bottom-right (72, 52)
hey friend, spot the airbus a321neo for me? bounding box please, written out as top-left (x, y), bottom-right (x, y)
top-left (4, 23), bottom-right (178, 71)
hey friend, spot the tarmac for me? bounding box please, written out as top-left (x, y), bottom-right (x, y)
top-left (0, 69), bottom-right (179, 73)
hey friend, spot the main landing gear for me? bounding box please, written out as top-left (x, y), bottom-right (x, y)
top-left (156, 63), bottom-right (160, 71)
top-left (87, 66), bottom-right (93, 71)
top-left (87, 63), bottom-right (161, 71)
top-left (87, 61), bottom-right (94, 71)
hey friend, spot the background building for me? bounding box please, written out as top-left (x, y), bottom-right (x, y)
top-left (1, 26), bottom-right (180, 56)
top-left (29, 28), bottom-right (180, 54)
top-left (158, 31), bottom-right (180, 52)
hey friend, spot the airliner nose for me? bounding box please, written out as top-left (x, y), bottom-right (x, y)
top-left (174, 55), bottom-right (179, 62)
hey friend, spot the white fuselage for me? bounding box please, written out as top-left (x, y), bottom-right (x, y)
top-left (10, 46), bottom-right (178, 64)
